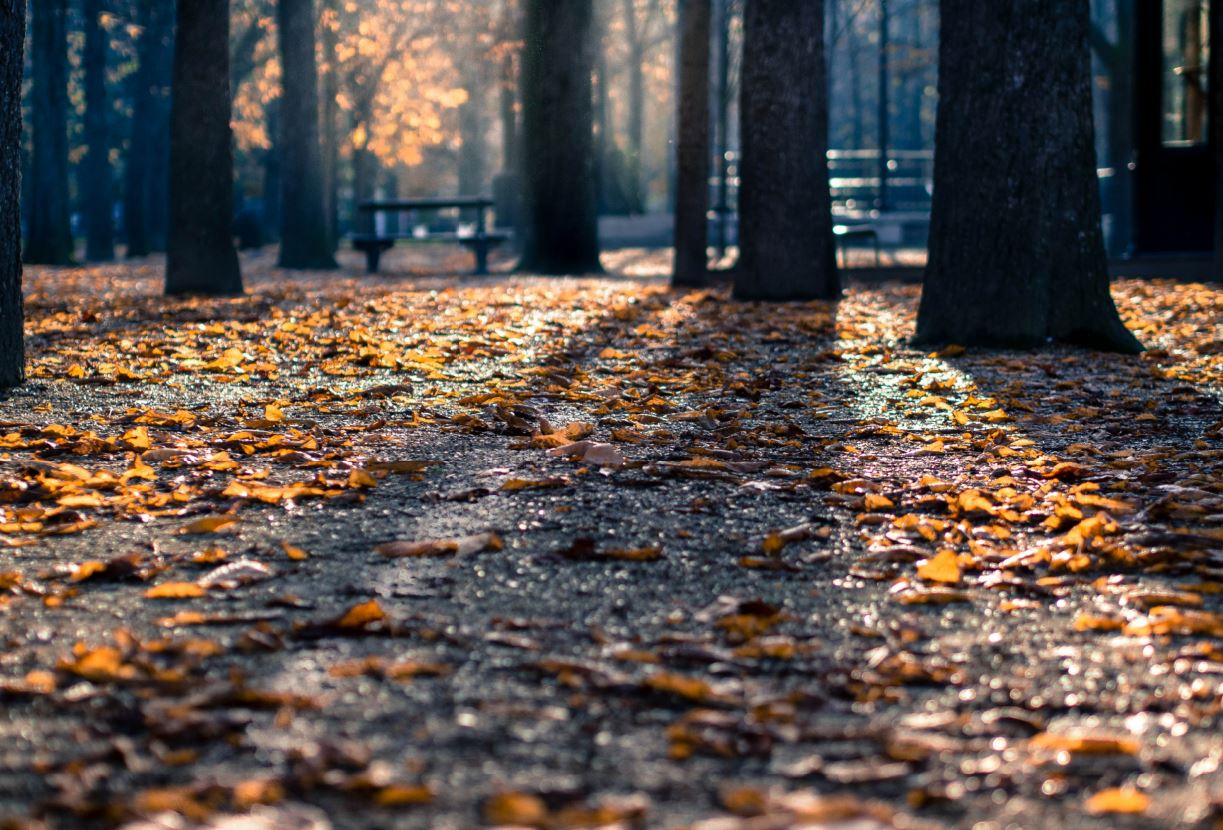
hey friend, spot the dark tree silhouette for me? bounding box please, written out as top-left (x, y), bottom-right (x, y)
top-left (82, 0), bottom-right (115, 262)
top-left (518, 0), bottom-right (602, 274)
top-left (1, 0), bottom-right (25, 388)
top-left (125, 0), bottom-right (173, 257)
top-left (672, 0), bottom-right (711, 287)
top-left (734, 0), bottom-right (838, 301)
top-left (1213, 0), bottom-right (1222, 281)
top-left (146, 6), bottom-right (174, 255)
top-left (165, 0), bottom-right (243, 295)
top-left (25, 0), bottom-right (74, 266)
top-left (321, 0), bottom-right (340, 253)
top-left (916, 0), bottom-right (1141, 352)
top-left (277, 0), bottom-right (337, 270)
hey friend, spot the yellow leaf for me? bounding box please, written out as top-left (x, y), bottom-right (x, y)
top-left (263, 404), bottom-right (286, 422)
top-left (376, 532), bottom-right (503, 558)
top-left (916, 549), bottom-right (961, 584)
top-left (1086, 788), bottom-right (1150, 815)
top-left (145, 582), bottom-right (206, 599)
top-left (500, 477), bottom-right (568, 492)
top-left (281, 542), bottom-right (309, 561)
top-left (864, 493), bottom-right (895, 511)
top-left (1029, 733), bottom-right (1140, 756)
top-left (337, 600), bottom-right (387, 629)
top-left (347, 468), bottom-right (378, 489)
top-left (70, 561), bottom-right (107, 582)
top-left (179, 516), bottom-right (238, 535)
top-left (484, 792), bottom-right (548, 826)
top-left (375, 785), bottom-right (433, 807)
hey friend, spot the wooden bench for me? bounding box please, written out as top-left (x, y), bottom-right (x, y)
top-left (833, 223), bottom-right (880, 267)
top-left (353, 197), bottom-right (509, 275)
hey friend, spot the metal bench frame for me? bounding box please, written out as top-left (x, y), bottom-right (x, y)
top-left (353, 197), bottom-right (508, 275)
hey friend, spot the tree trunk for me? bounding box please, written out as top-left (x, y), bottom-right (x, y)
top-left (146, 0), bottom-right (174, 252)
top-left (1104, 0), bottom-right (1135, 258)
top-left (1212, 0), bottom-right (1222, 280)
top-left (734, 0), bottom-right (838, 301)
top-left (623, 0), bottom-right (646, 213)
top-left (916, 0), bottom-right (1140, 353)
top-left (672, 0), bottom-right (711, 287)
top-left (124, 0), bottom-right (153, 258)
top-left (518, 0), bottom-right (602, 274)
top-left (277, 0), bottom-right (336, 269)
top-left (849, 22), bottom-right (864, 149)
top-left (262, 101), bottom-right (282, 243)
top-left (25, 0), bottom-right (74, 266)
top-left (321, 0), bottom-right (340, 253)
top-left (499, 53), bottom-right (519, 174)
top-left (82, 0), bottom-right (115, 262)
top-left (1, 0), bottom-right (25, 388)
top-left (165, 0), bottom-right (243, 295)
top-left (458, 76), bottom-right (487, 196)
top-left (594, 45), bottom-right (610, 212)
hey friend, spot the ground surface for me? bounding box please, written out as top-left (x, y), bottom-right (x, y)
top-left (1, 247), bottom-right (1222, 830)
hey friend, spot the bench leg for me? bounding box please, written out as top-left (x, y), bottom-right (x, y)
top-left (472, 242), bottom-right (490, 276)
top-left (365, 246), bottom-right (382, 274)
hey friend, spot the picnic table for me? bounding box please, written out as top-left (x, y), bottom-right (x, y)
top-left (353, 196), bottom-right (509, 275)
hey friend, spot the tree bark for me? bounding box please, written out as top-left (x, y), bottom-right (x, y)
top-left (672, 0), bottom-right (711, 287)
top-left (1, 0), bottom-right (25, 388)
top-left (25, 0), bottom-right (74, 266)
top-left (82, 0), bottom-right (115, 262)
top-left (624, 0), bottom-right (646, 213)
top-left (277, 0), bottom-right (337, 269)
top-left (1213, 0), bottom-right (1222, 280)
top-left (734, 0), bottom-right (838, 301)
top-left (518, 0), bottom-right (602, 274)
top-left (124, 0), bottom-right (153, 258)
top-left (458, 70), bottom-right (487, 196)
top-left (146, 0), bottom-right (174, 252)
top-left (321, 0), bottom-right (340, 253)
top-left (165, 0), bottom-right (243, 295)
top-left (916, 0), bottom-right (1141, 353)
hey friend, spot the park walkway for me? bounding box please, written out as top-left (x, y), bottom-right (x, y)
top-left (0, 250), bottom-right (1221, 829)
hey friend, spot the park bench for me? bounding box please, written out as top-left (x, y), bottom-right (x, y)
top-left (353, 196), bottom-right (509, 275)
top-left (833, 222), bottom-right (880, 267)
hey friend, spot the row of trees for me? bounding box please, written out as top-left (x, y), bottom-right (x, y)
top-left (1, 0), bottom-right (1209, 392)
top-left (524, 0), bottom-right (1142, 351)
top-left (15, 0), bottom-right (683, 274)
top-left (665, 0), bottom-right (1143, 352)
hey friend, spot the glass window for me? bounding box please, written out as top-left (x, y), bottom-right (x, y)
top-left (1163, 0), bottom-right (1211, 145)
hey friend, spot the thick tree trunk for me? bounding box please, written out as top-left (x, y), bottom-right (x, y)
top-left (458, 69), bottom-right (487, 197)
top-left (1213, 0), bottom-right (1222, 280)
top-left (1104, 0), bottom-right (1135, 258)
top-left (25, 0), bottom-right (74, 266)
top-left (352, 139), bottom-right (376, 236)
top-left (277, 0), bottom-right (336, 269)
top-left (262, 101), bottom-right (282, 244)
top-left (518, 0), bottom-right (601, 274)
top-left (672, 0), bottom-right (711, 287)
top-left (499, 53), bottom-right (519, 173)
top-left (82, 0), bottom-right (115, 262)
top-left (124, 0), bottom-right (154, 258)
top-left (1, 0), bottom-right (25, 388)
top-left (165, 0), bottom-right (243, 295)
top-left (734, 0), bottom-right (838, 301)
top-left (620, 0), bottom-right (645, 212)
top-left (916, 0), bottom-right (1140, 353)
top-left (321, 0), bottom-right (340, 253)
top-left (626, 45), bottom-right (646, 213)
top-left (146, 0), bottom-right (174, 252)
